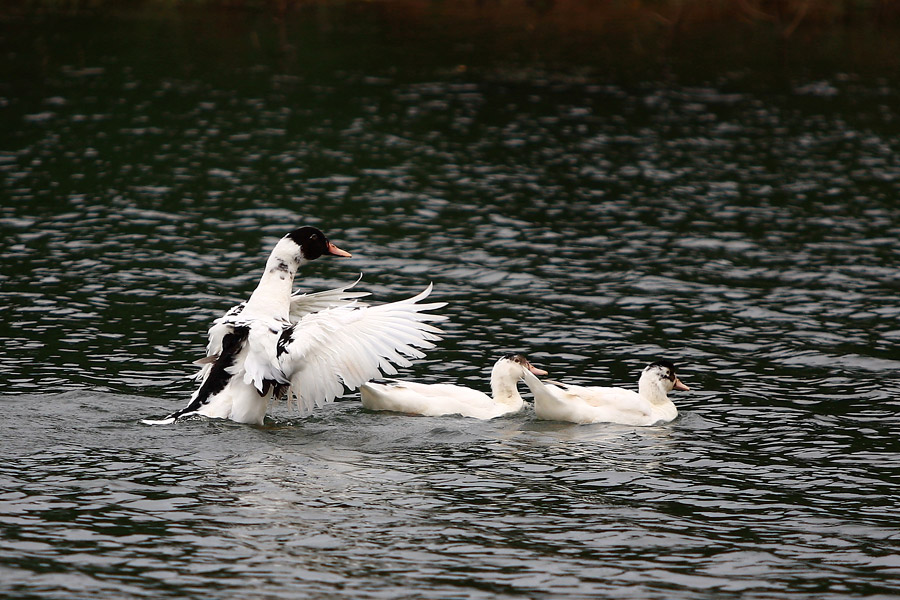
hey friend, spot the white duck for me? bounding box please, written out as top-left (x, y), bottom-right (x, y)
top-left (143, 226), bottom-right (447, 425)
top-left (522, 360), bottom-right (690, 426)
top-left (360, 354), bottom-right (547, 419)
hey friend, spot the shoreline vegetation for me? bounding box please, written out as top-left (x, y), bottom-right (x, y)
top-left (5, 0), bottom-right (900, 27)
top-left (3, 1), bottom-right (899, 82)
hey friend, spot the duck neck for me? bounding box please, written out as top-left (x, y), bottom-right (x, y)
top-left (244, 241), bottom-right (304, 319)
top-left (490, 369), bottom-right (524, 407)
top-left (520, 370), bottom-right (546, 397)
top-left (638, 377), bottom-right (671, 406)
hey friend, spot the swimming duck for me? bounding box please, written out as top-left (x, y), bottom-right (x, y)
top-left (360, 354), bottom-right (547, 419)
top-left (143, 226), bottom-right (447, 425)
top-left (521, 360), bottom-right (689, 426)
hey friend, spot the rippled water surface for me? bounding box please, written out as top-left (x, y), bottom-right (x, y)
top-left (2, 5), bottom-right (900, 599)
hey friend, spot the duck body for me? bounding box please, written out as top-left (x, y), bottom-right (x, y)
top-left (360, 354), bottom-right (546, 420)
top-left (360, 381), bottom-right (508, 419)
top-left (522, 360), bottom-right (689, 426)
top-left (144, 226), bottom-right (447, 426)
top-left (177, 324), bottom-right (268, 424)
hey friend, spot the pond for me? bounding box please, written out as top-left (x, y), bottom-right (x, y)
top-left (1, 3), bottom-right (900, 598)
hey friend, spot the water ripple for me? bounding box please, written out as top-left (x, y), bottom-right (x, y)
top-left (2, 11), bottom-right (900, 599)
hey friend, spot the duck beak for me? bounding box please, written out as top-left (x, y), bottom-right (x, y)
top-left (326, 242), bottom-right (352, 258)
top-left (528, 364), bottom-right (548, 376)
top-left (673, 377), bottom-right (690, 391)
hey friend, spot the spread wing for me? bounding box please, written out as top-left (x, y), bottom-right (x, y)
top-left (277, 283), bottom-right (447, 414)
top-left (289, 274), bottom-right (370, 322)
top-left (191, 276), bottom-right (368, 383)
top-left (190, 301), bottom-right (247, 382)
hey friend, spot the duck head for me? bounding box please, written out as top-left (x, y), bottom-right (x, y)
top-left (640, 360), bottom-right (690, 396)
top-left (285, 226), bottom-right (351, 262)
top-left (494, 353), bottom-right (548, 380)
top-left (489, 354), bottom-right (547, 405)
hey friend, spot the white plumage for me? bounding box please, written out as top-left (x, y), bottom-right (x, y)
top-left (143, 226), bottom-right (447, 425)
top-left (522, 360), bottom-right (690, 426)
top-left (360, 354), bottom-right (546, 420)
top-left (280, 284), bottom-right (445, 414)
top-left (289, 273), bottom-right (370, 320)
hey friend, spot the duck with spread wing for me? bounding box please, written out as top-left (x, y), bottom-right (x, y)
top-left (143, 226), bottom-right (447, 425)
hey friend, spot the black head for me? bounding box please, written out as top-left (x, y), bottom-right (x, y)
top-left (286, 226), bottom-right (351, 261)
top-left (647, 360), bottom-right (678, 381)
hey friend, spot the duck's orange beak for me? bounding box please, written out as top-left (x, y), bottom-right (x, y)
top-left (529, 364), bottom-right (548, 376)
top-left (326, 242), bottom-right (352, 258)
top-left (673, 377), bottom-right (690, 391)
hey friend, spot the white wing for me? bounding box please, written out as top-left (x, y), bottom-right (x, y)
top-left (239, 320), bottom-right (290, 393)
top-left (278, 283), bottom-right (448, 413)
top-left (289, 274), bottom-right (370, 322)
top-left (191, 276), bottom-right (369, 385)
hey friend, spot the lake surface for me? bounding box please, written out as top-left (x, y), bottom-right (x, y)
top-left (2, 4), bottom-right (900, 598)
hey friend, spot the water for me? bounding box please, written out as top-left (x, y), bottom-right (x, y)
top-left (2, 5), bottom-right (900, 599)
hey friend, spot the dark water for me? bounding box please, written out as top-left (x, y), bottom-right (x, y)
top-left (2, 5), bottom-right (900, 599)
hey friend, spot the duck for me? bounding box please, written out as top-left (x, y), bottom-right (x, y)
top-left (143, 226), bottom-right (447, 425)
top-left (521, 360), bottom-right (690, 426)
top-left (359, 354), bottom-right (547, 419)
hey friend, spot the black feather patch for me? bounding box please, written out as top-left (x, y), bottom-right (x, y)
top-left (648, 359), bottom-right (678, 380)
top-left (276, 326), bottom-right (295, 358)
top-left (271, 259), bottom-right (291, 273)
top-left (164, 326), bottom-right (250, 420)
top-left (260, 381), bottom-right (289, 398)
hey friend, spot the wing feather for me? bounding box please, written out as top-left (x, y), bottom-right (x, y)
top-left (242, 321), bottom-right (289, 393)
top-left (289, 274), bottom-right (370, 322)
top-left (279, 284), bottom-right (447, 413)
top-left (191, 303), bottom-right (243, 382)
